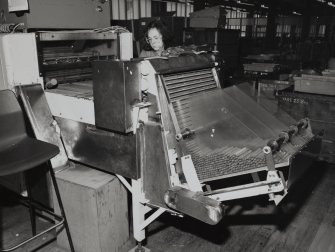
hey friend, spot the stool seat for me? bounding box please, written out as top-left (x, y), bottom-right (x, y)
top-left (0, 137), bottom-right (59, 176)
top-left (0, 89), bottom-right (74, 252)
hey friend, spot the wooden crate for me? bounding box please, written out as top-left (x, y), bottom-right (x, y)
top-left (294, 75), bottom-right (335, 95)
top-left (258, 79), bottom-right (292, 96)
top-left (54, 163), bottom-right (129, 252)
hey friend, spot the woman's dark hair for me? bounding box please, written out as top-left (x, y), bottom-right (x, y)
top-left (142, 19), bottom-right (174, 51)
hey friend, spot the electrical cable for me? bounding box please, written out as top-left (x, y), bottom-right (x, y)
top-left (0, 23), bottom-right (24, 33)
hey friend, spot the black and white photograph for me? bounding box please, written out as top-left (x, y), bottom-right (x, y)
top-left (0, 0), bottom-right (334, 251)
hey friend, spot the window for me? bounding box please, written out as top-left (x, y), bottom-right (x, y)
top-left (255, 25), bottom-right (266, 37)
top-left (318, 25), bottom-right (326, 37)
top-left (241, 25), bottom-right (246, 37)
top-left (309, 25), bottom-right (316, 37)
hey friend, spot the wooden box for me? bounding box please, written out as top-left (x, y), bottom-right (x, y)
top-left (294, 75), bottom-right (335, 95)
top-left (54, 163), bottom-right (129, 252)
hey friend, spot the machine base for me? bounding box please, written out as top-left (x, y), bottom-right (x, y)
top-left (129, 245), bottom-right (151, 252)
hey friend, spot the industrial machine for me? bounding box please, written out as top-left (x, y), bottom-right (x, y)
top-left (41, 53), bottom-right (320, 249)
top-left (0, 30), bottom-right (132, 92)
top-left (0, 0), bottom-right (131, 92)
top-left (0, 4), bottom-right (322, 251)
top-left (0, 30), bottom-right (321, 249)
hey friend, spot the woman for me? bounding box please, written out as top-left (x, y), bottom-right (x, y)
top-left (139, 20), bottom-right (172, 58)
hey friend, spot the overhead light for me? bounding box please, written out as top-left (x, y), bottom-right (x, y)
top-left (292, 11), bottom-right (302, 15)
top-left (237, 1), bottom-right (254, 6)
top-left (328, 2), bottom-right (335, 7)
top-left (261, 4), bottom-right (269, 9)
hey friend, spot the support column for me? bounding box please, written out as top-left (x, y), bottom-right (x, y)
top-left (324, 16), bottom-right (332, 41)
top-left (265, 1), bottom-right (278, 49)
top-left (246, 12), bottom-right (254, 38)
top-left (301, 0), bottom-right (312, 40)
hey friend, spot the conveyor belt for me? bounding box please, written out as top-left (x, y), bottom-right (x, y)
top-left (187, 132), bottom-right (311, 182)
top-left (161, 76), bottom-right (314, 182)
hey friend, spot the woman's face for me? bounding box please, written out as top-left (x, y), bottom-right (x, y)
top-left (147, 28), bottom-right (164, 52)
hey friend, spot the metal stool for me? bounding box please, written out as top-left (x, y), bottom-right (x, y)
top-left (0, 90), bottom-right (74, 252)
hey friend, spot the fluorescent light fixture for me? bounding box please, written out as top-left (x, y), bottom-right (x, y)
top-left (237, 1), bottom-right (254, 6)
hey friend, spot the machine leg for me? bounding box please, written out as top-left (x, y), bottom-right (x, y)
top-left (129, 242), bottom-right (151, 252)
top-left (116, 176), bottom-right (160, 251)
top-left (130, 179), bottom-right (151, 252)
top-left (132, 194), bottom-right (146, 242)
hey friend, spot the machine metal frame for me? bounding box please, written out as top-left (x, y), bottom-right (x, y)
top-left (0, 30), bottom-right (321, 251)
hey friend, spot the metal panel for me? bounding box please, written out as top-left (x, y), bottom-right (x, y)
top-left (15, 84), bottom-right (68, 169)
top-left (142, 123), bottom-right (171, 207)
top-left (165, 186), bottom-right (223, 225)
top-left (56, 117), bottom-right (139, 179)
top-left (45, 82), bottom-right (95, 125)
top-left (0, 34), bottom-right (43, 90)
top-left (120, 33), bottom-right (134, 60)
top-left (38, 31), bottom-right (118, 41)
top-left (0, 0), bottom-right (110, 29)
top-left (93, 60), bottom-right (142, 133)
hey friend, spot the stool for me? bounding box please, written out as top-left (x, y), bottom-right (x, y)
top-left (0, 90), bottom-right (74, 252)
